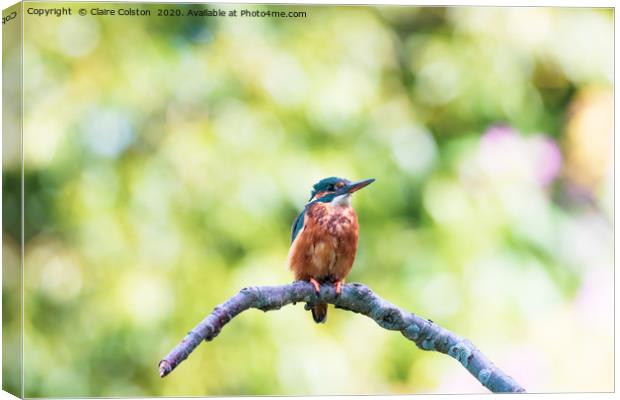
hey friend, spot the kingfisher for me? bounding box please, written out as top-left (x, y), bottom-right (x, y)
top-left (287, 176), bottom-right (375, 323)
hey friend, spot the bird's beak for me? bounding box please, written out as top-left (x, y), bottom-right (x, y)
top-left (339, 178), bottom-right (375, 195)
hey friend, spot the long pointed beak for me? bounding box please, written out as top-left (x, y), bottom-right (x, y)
top-left (338, 178), bottom-right (375, 195)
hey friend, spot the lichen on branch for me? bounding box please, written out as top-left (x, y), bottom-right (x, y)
top-left (159, 281), bottom-right (525, 393)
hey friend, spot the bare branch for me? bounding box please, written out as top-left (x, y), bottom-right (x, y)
top-left (159, 281), bottom-right (525, 393)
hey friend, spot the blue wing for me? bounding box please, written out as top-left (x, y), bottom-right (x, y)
top-left (290, 208), bottom-right (306, 244)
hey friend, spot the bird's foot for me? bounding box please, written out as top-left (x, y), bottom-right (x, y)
top-left (309, 278), bottom-right (321, 294)
top-left (334, 280), bottom-right (342, 297)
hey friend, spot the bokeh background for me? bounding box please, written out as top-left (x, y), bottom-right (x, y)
top-left (2, 3), bottom-right (613, 396)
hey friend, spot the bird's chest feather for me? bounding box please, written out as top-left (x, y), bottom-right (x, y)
top-left (310, 203), bottom-right (358, 238)
top-left (288, 202), bottom-right (359, 280)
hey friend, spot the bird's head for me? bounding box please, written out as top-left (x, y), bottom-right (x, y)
top-left (308, 176), bottom-right (375, 206)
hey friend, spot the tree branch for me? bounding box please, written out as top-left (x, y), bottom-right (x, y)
top-left (158, 281), bottom-right (525, 393)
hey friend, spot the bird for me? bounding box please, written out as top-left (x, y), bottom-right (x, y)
top-left (287, 176), bottom-right (375, 323)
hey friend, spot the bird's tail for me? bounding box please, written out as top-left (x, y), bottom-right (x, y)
top-left (312, 303), bottom-right (327, 324)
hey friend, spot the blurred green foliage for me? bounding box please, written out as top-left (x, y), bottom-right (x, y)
top-left (3, 3), bottom-right (613, 396)
top-left (3, 3), bottom-right (23, 397)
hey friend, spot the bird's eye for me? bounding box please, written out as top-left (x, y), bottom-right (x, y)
top-left (328, 185), bottom-right (335, 191)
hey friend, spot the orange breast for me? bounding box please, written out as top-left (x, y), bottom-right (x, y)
top-left (287, 202), bottom-right (359, 282)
